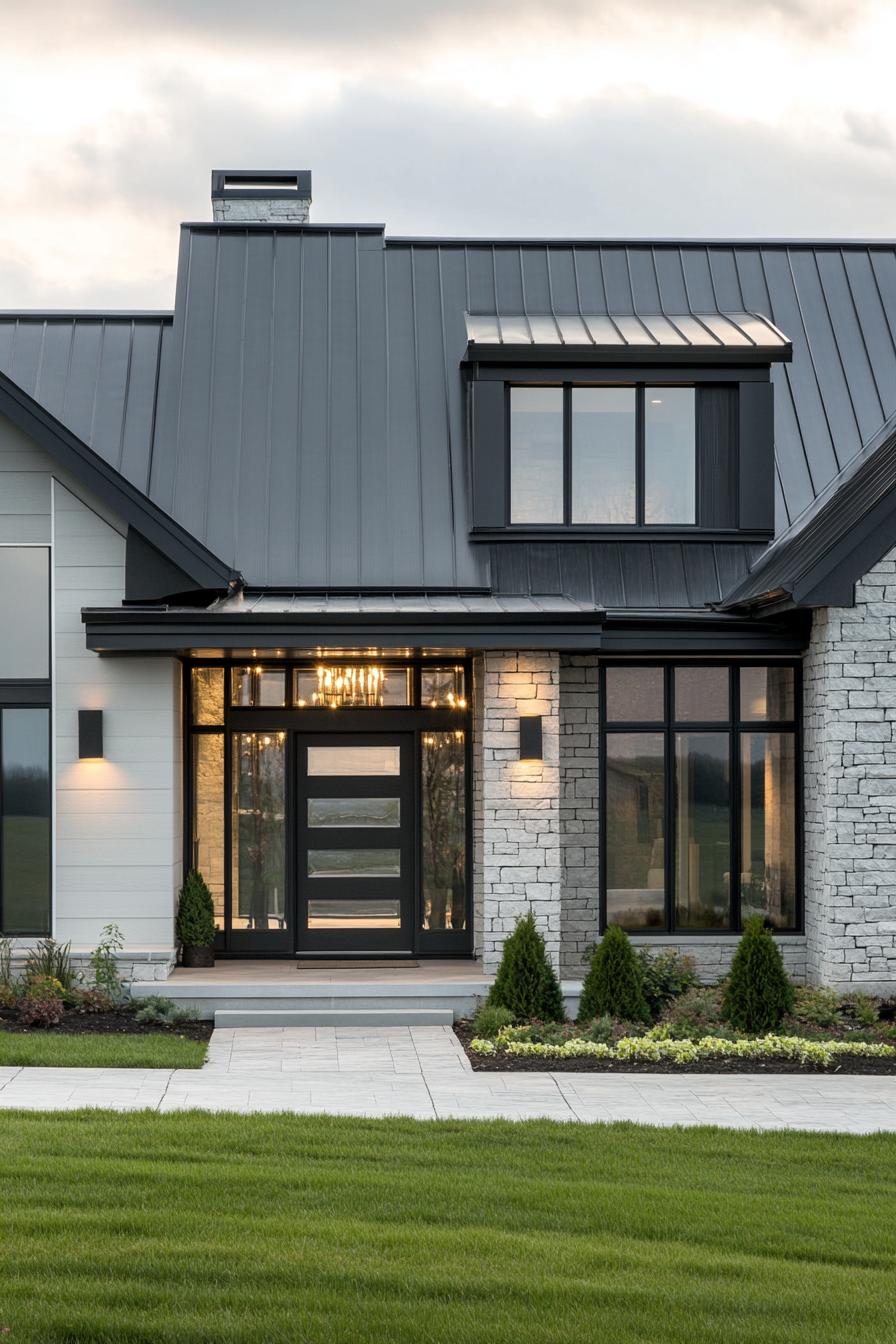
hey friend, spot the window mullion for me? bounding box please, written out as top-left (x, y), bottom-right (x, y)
top-left (665, 667), bottom-right (675, 935)
top-left (563, 384), bottom-right (572, 524)
top-left (731, 667), bottom-right (741, 932)
top-left (636, 385), bottom-right (645, 526)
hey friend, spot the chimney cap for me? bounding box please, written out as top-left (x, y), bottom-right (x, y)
top-left (211, 169), bottom-right (312, 201)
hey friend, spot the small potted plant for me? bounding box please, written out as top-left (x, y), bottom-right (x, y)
top-left (176, 870), bottom-right (217, 968)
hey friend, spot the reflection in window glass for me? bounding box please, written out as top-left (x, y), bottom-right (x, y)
top-left (307, 850), bottom-right (401, 878)
top-left (675, 733), bottom-right (731, 929)
top-left (308, 899), bottom-right (401, 928)
top-left (644, 387), bottom-right (695, 524)
top-left (674, 666), bottom-right (729, 722)
top-left (192, 734), bottom-right (225, 925)
top-left (231, 733), bottom-right (286, 932)
top-left (510, 387), bottom-right (563, 523)
top-left (571, 387), bottom-right (636, 523)
top-left (0, 548), bottom-right (49, 679)
top-left (740, 733), bottom-right (797, 929)
top-left (191, 667), bottom-right (225, 726)
top-left (231, 667), bottom-right (286, 708)
top-left (294, 666), bottom-right (411, 708)
top-left (421, 666), bottom-right (466, 709)
top-left (422, 731), bottom-right (466, 931)
top-left (740, 666), bottom-right (795, 722)
top-left (605, 666), bottom-right (664, 722)
top-left (1, 708), bottom-right (51, 934)
top-left (605, 733), bottom-right (665, 928)
top-left (307, 746), bottom-right (401, 777)
top-left (308, 798), bottom-right (400, 828)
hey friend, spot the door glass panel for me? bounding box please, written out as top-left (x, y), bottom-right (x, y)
top-left (740, 666), bottom-right (795, 722)
top-left (571, 387), bottom-right (636, 523)
top-left (605, 732), bottom-right (665, 929)
top-left (308, 899), bottom-right (401, 928)
top-left (308, 849), bottom-right (401, 878)
top-left (294, 666), bottom-right (411, 708)
top-left (232, 733), bottom-right (286, 931)
top-left (307, 745), bottom-right (400, 776)
top-left (422, 730), bottom-right (466, 931)
top-left (605, 666), bottom-right (664, 722)
top-left (740, 732), bottom-right (797, 929)
top-left (674, 666), bottom-right (729, 722)
top-left (1, 708), bottom-right (51, 935)
top-left (191, 667), bottom-right (224, 725)
top-left (231, 667), bottom-right (286, 707)
top-left (675, 732), bottom-right (731, 929)
top-left (192, 734), bottom-right (225, 925)
top-left (308, 797), bottom-right (400, 828)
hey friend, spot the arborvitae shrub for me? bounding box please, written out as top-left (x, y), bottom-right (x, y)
top-left (486, 912), bottom-right (565, 1022)
top-left (722, 916), bottom-right (795, 1032)
top-left (175, 870), bottom-right (216, 948)
top-left (578, 925), bottom-right (650, 1024)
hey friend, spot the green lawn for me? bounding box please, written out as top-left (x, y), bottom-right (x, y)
top-left (0, 1113), bottom-right (894, 1343)
top-left (0, 1031), bottom-right (207, 1068)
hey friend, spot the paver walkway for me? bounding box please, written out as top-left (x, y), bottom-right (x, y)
top-left (1, 1027), bottom-right (895, 1130)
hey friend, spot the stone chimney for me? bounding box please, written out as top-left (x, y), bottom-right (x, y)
top-left (211, 169), bottom-right (312, 223)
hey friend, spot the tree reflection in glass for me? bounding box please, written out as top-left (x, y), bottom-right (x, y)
top-left (422, 731), bottom-right (466, 931)
top-left (232, 733), bottom-right (286, 931)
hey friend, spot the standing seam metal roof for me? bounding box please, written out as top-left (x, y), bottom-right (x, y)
top-left (1, 232), bottom-right (896, 595)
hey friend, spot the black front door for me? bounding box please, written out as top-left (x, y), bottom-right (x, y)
top-left (295, 733), bottom-right (415, 953)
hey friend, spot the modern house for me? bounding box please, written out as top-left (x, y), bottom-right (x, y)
top-left (1, 167), bottom-right (895, 1006)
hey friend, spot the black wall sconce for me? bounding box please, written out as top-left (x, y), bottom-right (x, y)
top-left (519, 714), bottom-right (543, 761)
top-left (78, 709), bottom-right (104, 759)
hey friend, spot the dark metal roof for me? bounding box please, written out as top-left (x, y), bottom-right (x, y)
top-left (4, 231), bottom-right (896, 600)
top-left (465, 309), bottom-right (791, 356)
top-left (490, 541), bottom-right (765, 610)
top-left (719, 413), bottom-right (896, 611)
top-left (0, 313), bottom-right (171, 494)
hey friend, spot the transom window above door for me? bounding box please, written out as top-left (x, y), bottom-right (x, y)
top-left (215, 662), bottom-right (468, 712)
top-left (509, 384), bottom-right (696, 527)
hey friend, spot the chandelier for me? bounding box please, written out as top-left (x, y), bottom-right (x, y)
top-left (309, 664), bottom-right (389, 708)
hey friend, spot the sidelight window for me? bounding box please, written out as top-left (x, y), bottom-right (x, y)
top-left (602, 663), bottom-right (798, 933)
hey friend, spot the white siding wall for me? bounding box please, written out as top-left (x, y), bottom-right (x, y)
top-left (0, 415), bottom-right (181, 976)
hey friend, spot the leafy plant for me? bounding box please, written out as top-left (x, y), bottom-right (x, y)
top-left (25, 939), bottom-right (76, 991)
top-left (0, 936), bottom-right (13, 989)
top-left (133, 995), bottom-right (198, 1026)
top-left (790, 986), bottom-right (840, 1029)
top-left (486, 912), bottom-right (565, 1022)
top-left (660, 985), bottom-right (726, 1038)
top-left (68, 987), bottom-right (117, 1015)
top-left (578, 926), bottom-right (650, 1024)
top-left (637, 948), bottom-right (699, 1019)
top-left (88, 924), bottom-right (125, 1001)
top-left (18, 975), bottom-right (65, 1028)
top-left (175, 871), bottom-right (216, 949)
top-left (723, 917), bottom-right (794, 1033)
top-left (843, 993), bottom-right (880, 1028)
top-left (579, 1013), bottom-right (615, 1045)
top-left (471, 1003), bottom-right (516, 1038)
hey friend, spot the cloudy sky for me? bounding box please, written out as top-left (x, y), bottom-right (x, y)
top-left (3, 0), bottom-right (895, 308)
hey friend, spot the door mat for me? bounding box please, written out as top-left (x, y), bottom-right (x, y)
top-left (296, 959), bottom-right (420, 970)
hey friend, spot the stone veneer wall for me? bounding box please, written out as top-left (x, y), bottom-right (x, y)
top-left (559, 655), bottom-right (600, 976)
top-left (479, 652), bottom-right (561, 971)
top-left (803, 546), bottom-right (896, 993)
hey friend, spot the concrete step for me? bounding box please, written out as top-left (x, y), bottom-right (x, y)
top-left (214, 1007), bottom-right (455, 1028)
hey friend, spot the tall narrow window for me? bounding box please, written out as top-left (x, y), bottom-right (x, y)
top-left (644, 388), bottom-right (696, 524)
top-left (740, 733), bottom-right (796, 929)
top-left (421, 731), bottom-right (467, 931)
top-left (192, 734), bottom-right (225, 925)
top-left (509, 387), bottom-right (563, 523)
top-left (1, 708), bottom-right (51, 934)
top-left (0, 549), bottom-right (50, 679)
top-left (571, 388), bottom-right (636, 523)
top-left (605, 733), bottom-right (665, 929)
top-left (231, 733), bottom-right (286, 932)
top-left (675, 732), bottom-right (730, 929)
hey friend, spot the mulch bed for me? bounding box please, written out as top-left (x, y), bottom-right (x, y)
top-left (0, 1008), bottom-right (212, 1042)
top-left (452, 1021), bottom-right (896, 1075)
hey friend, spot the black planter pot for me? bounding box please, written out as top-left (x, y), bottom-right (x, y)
top-left (181, 945), bottom-right (215, 968)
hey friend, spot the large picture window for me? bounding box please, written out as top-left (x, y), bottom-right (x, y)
top-left (601, 663), bottom-right (799, 933)
top-left (509, 384), bottom-right (696, 526)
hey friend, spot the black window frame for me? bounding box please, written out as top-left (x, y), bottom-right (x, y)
top-left (184, 657), bottom-right (474, 958)
top-left (507, 382), bottom-right (698, 529)
top-left (599, 660), bottom-right (802, 936)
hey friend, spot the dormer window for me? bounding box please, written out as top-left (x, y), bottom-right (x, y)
top-left (509, 384), bottom-right (696, 526)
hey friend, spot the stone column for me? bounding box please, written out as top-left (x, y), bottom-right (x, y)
top-left (480, 652), bottom-right (561, 972)
top-left (803, 548), bottom-right (896, 993)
